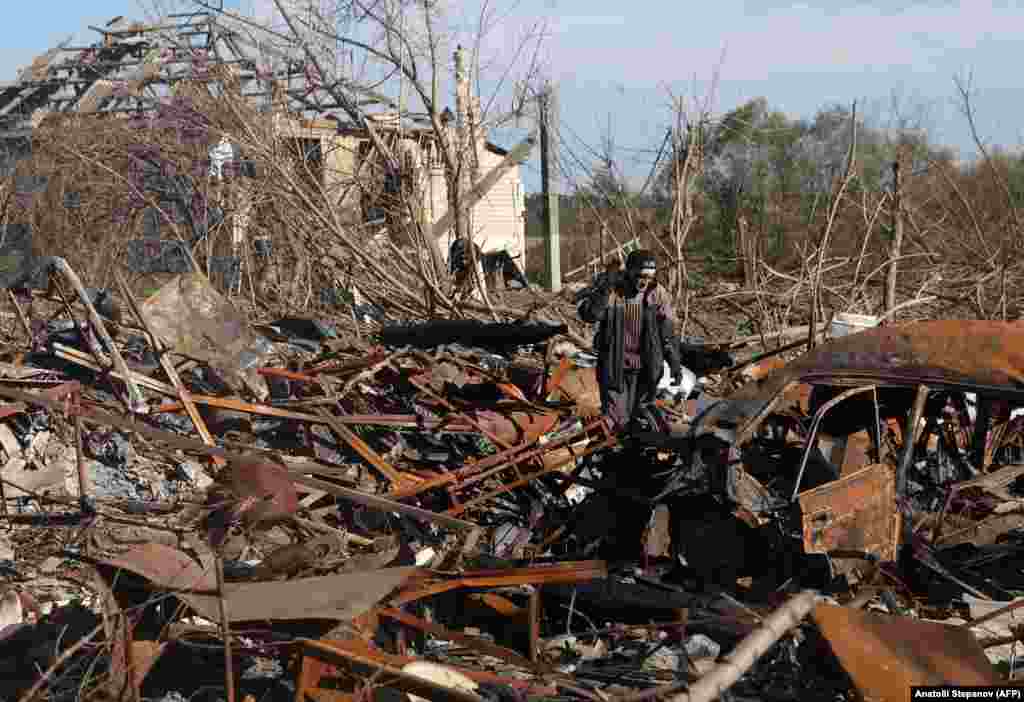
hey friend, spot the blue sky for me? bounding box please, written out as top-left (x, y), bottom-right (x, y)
top-left (2, 1), bottom-right (1021, 193)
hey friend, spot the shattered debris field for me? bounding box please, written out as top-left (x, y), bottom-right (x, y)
top-left (0, 260), bottom-right (1020, 702)
top-left (2, 10), bottom-right (1024, 701)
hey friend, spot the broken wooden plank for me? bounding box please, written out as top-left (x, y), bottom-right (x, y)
top-left (52, 343), bottom-right (176, 396)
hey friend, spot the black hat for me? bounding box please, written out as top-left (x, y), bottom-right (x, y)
top-left (625, 249), bottom-right (656, 273)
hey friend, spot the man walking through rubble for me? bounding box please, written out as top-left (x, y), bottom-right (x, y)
top-left (578, 249), bottom-right (682, 433)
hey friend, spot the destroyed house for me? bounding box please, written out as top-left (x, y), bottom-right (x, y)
top-left (0, 13), bottom-right (527, 275)
top-left (275, 113), bottom-right (527, 268)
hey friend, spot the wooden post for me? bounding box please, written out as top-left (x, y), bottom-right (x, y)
top-left (539, 85), bottom-right (561, 292)
top-left (884, 156), bottom-right (904, 321)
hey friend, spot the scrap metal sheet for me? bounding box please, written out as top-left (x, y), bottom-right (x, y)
top-left (99, 545), bottom-right (421, 623)
top-left (798, 463), bottom-right (900, 563)
top-left (180, 566), bottom-right (423, 623)
top-left (697, 321), bottom-right (1024, 444)
top-left (100, 542), bottom-right (217, 592)
top-left (812, 604), bottom-right (1001, 700)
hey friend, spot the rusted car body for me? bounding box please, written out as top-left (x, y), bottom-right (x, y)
top-left (685, 320), bottom-right (1024, 582)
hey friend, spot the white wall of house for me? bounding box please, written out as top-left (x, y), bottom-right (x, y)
top-left (465, 145), bottom-right (526, 263)
top-left (421, 142), bottom-right (526, 270)
top-left (273, 115), bottom-right (527, 271)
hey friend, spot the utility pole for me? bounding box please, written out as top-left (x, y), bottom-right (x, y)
top-left (539, 84), bottom-right (561, 292)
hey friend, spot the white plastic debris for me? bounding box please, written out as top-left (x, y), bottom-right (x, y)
top-left (549, 340), bottom-right (581, 358)
top-left (402, 661), bottom-right (478, 702)
top-left (414, 547), bottom-right (437, 566)
top-left (563, 484), bottom-right (591, 505)
top-left (0, 589), bottom-right (22, 632)
top-left (658, 362), bottom-right (697, 400)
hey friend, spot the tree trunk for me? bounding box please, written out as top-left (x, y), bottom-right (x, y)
top-left (884, 157), bottom-right (904, 321)
top-left (737, 214), bottom-right (756, 287)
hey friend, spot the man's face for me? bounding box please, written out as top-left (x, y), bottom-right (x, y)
top-left (631, 268), bottom-right (656, 291)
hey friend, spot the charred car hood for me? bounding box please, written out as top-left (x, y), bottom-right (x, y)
top-left (693, 320), bottom-right (1024, 444)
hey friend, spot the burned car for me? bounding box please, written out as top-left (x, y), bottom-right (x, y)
top-left (667, 320), bottom-right (1024, 596)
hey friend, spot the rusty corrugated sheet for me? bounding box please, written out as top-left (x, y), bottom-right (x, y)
top-left (812, 604), bottom-right (1001, 700)
top-left (797, 463), bottom-right (901, 564)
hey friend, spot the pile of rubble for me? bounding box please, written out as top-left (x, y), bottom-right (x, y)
top-left (0, 259), bottom-right (1021, 702)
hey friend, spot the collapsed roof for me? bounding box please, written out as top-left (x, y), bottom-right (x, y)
top-left (0, 11), bottom-right (424, 140)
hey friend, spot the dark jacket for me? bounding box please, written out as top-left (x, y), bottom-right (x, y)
top-left (578, 275), bottom-right (681, 393)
